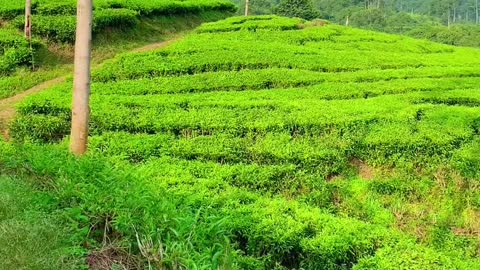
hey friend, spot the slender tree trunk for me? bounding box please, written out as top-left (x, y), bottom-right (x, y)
top-left (346, 16), bottom-right (349, 26)
top-left (24, 0), bottom-right (32, 39)
top-left (475, 0), bottom-right (480, 24)
top-left (448, 8), bottom-right (451, 27)
top-left (70, 0), bottom-right (93, 156)
top-left (245, 0), bottom-right (249, 16)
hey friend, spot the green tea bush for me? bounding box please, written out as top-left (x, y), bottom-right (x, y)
top-left (196, 15), bottom-right (304, 33)
top-left (11, 15), bottom-right (77, 43)
top-left (0, 0), bottom-right (24, 20)
top-left (102, 0), bottom-right (236, 16)
top-left (3, 0), bottom-right (235, 43)
top-left (0, 29), bottom-right (40, 74)
top-left (12, 9), bottom-right (139, 42)
top-left (93, 8), bottom-right (139, 30)
top-left (36, 0), bottom-right (77, 15)
top-left (0, 142), bottom-right (404, 269)
top-left (92, 24), bottom-right (480, 81)
top-left (353, 241), bottom-right (480, 270)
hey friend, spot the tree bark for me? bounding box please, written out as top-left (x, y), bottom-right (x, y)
top-left (70, 0), bottom-right (93, 156)
top-left (24, 0), bottom-right (32, 39)
top-left (476, 0), bottom-right (479, 24)
top-left (453, 7), bottom-right (457, 23)
top-left (245, 0), bottom-right (250, 16)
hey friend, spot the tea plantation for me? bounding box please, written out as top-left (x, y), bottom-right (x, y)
top-left (4, 15), bottom-right (480, 269)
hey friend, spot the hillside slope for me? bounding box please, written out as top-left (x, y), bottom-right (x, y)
top-left (6, 16), bottom-right (480, 269)
top-left (0, 0), bottom-right (235, 100)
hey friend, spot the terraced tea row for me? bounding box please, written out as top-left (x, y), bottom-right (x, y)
top-left (0, 0), bottom-right (236, 19)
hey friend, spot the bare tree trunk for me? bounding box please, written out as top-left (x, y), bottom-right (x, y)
top-left (24, 0), bottom-right (32, 39)
top-left (245, 0), bottom-right (249, 16)
top-left (70, 0), bottom-right (93, 156)
top-left (346, 16), bottom-right (349, 26)
top-left (477, 0), bottom-right (479, 24)
top-left (448, 8), bottom-right (451, 27)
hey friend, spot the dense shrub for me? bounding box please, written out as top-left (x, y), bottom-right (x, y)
top-left (16, 15), bottom-right (77, 43)
top-left (0, 29), bottom-right (40, 74)
top-left (407, 24), bottom-right (480, 48)
top-left (12, 9), bottom-right (138, 43)
top-left (2, 142), bottom-right (479, 269)
top-left (196, 15), bottom-right (303, 33)
top-left (353, 241), bottom-right (480, 270)
top-left (93, 8), bottom-right (139, 30)
top-left (36, 0), bottom-right (77, 15)
top-left (275, 0), bottom-right (319, 20)
top-left (1, 0), bottom-right (236, 43)
top-left (0, 0), bottom-right (25, 20)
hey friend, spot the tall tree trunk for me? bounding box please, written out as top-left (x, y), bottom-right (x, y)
top-left (24, 0), bottom-right (32, 39)
top-left (475, 0), bottom-right (480, 24)
top-left (448, 8), bottom-right (451, 27)
top-left (70, 0), bottom-right (93, 156)
top-left (245, 0), bottom-right (249, 16)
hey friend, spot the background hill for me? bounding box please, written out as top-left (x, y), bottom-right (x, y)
top-left (232, 0), bottom-right (480, 47)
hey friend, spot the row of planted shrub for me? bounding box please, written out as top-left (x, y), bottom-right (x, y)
top-left (11, 9), bottom-right (139, 42)
top-left (91, 26), bottom-right (480, 81)
top-left (1, 141), bottom-right (478, 269)
top-left (10, 112), bottom-right (478, 173)
top-left (1, 0), bottom-right (236, 43)
top-left (0, 0), bottom-right (235, 19)
top-left (84, 68), bottom-right (480, 95)
top-left (0, 29), bottom-right (41, 74)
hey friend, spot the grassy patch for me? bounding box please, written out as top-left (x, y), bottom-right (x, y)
top-left (0, 175), bottom-right (86, 269)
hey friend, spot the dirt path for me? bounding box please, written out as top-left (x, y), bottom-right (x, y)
top-left (132, 38), bottom-right (179, 53)
top-left (0, 77), bottom-right (66, 139)
top-left (0, 38), bottom-right (178, 140)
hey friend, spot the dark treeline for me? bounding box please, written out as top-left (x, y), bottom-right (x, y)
top-left (231, 0), bottom-right (480, 47)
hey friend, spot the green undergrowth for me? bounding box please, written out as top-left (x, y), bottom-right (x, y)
top-left (1, 141), bottom-right (480, 269)
top-left (0, 174), bottom-right (85, 269)
top-left (7, 15), bottom-right (480, 269)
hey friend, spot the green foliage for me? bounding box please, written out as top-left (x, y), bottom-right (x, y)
top-left (275, 0), bottom-right (319, 20)
top-left (2, 0), bottom-right (236, 43)
top-left (0, 0), bottom-right (24, 20)
top-left (196, 15), bottom-right (303, 33)
top-left (0, 176), bottom-right (85, 269)
top-left (12, 9), bottom-right (139, 43)
top-left (36, 0), bottom-right (78, 15)
top-left (0, 29), bottom-right (40, 74)
top-left (408, 24), bottom-right (480, 47)
top-left (9, 16), bottom-right (480, 269)
top-left (3, 141), bottom-right (479, 269)
top-left (93, 9), bottom-right (139, 30)
top-left (354, 241), bottom-right (480, 270)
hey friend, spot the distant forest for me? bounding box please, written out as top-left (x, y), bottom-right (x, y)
top-left (232, 0), bottom-right (480, 47)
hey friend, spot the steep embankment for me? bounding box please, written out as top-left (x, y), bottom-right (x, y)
top-left (5, 16), bottom-right (480, 269)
